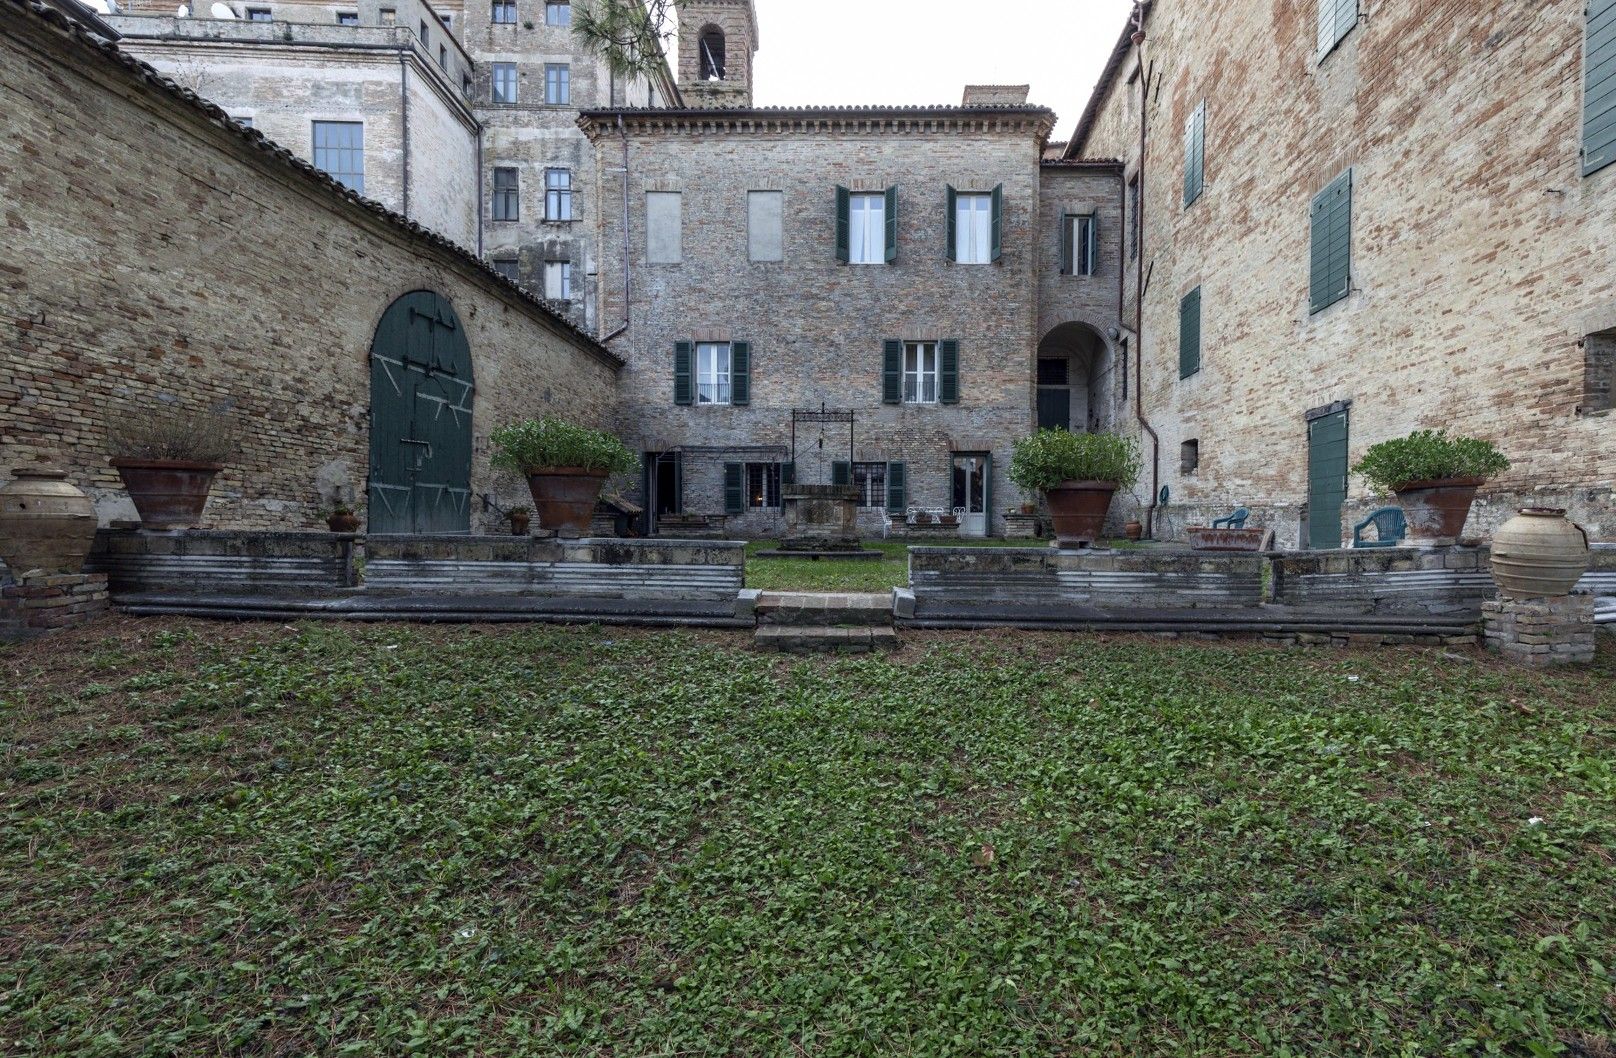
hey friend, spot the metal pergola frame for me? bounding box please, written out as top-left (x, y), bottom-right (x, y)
top-left (789, 403), bottom-right (855, 472)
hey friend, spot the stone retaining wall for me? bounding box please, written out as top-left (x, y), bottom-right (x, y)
top-left (1267, 546), bottom-right (1495, 616)
top-left (90, 530), bottom-right (357, 595)
top-left (0, 572), bottom-right (110, 642)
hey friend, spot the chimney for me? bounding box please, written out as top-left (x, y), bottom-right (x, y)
top-left (961, 84), bottom-right (1030, 106)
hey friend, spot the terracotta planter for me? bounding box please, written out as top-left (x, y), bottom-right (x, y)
top-left (524, 467), bottom-right (607, 536)
top-left (1124, 519), bottom-right (1143, 542)
top-left (111, 458), bottom-right (221, 530)
top-left (1044, 480), bottom-right (1117, 548)
top-left (1490, 507), bottom-right (1590, 600)
top-left (1187, 525), bottom-right (1266, 552)
top-left (0, 468), bottom-right (98, 576)
top-left (326, 511), bottom-right (361, 533)
top-left (1390, 477), bottom-right (1483, 545)
top-left (509, 512), bottom-right (531, 536)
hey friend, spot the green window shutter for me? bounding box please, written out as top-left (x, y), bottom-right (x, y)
top-left (989, 184), bottom-right (1003, 262)
top-left (883, 185), bottom-right (898, 263)
top-left (1084, 214), bottom-right (1099, 275)
top-left (835, 185), bottom-right (850, 263)
top-left (1585, 0), bottom-right (1616, 176)
top-left (1184, 101), bottom-right (1205, 207)
top-left (939, 339), bottom-right (960, 404)
top-left (730, 341), bottom-right (750, 405)
top-left (781, 461), bottom-right (796, 487)
top-left (1059, 213), bottom-right (1074, 275)
top-left (723, 462), bottom-right (743, 514)
top-left (1317, 0), bottom-right (1358, 56)
top-left (1308, 170), bottom-right (1353, 313)
top-left (885, 462), bottom-right (907, 514)
top-left (882, 339), bottom-right (902, 404)
top-left (831, 460), bottom-right (850, 486)
top-left (945, 185), bottom-right (957, 263)
top-left (674, 340), bottom-right (693, 405)
top-left (1179, 287), bottom-right (1202, 379)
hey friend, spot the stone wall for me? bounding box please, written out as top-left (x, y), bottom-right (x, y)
top-left (1, 0), bottom-right (618, 538)
top-left (1071, 0), bottom-right (1616, 548)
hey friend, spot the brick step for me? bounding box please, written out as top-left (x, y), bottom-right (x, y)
top-left (755, 591), bottom-right (894, 627)
top-left (754, 625), bottom-right (900, 654)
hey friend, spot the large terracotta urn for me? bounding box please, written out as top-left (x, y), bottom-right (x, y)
top-left (1490, 507), bottom-right (1590, 599)
top-left (0, 468), bottom-right (98, 577)
top-left (1044, 480), bottom-right (1117, 549)
top-left (1391, 476), bottom-right (1484, 546)
top-left (111, 458), bottom-right (222, 530)
top-left (524, 467), bottom-right (607, 537)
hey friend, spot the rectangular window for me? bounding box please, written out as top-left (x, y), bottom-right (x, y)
top-left (543, 260), bottom-right (572, 301)
top-left (335, 10), bottom-right (357, 24)
top-left (546, 0), bottom-right (570, 25)
top-left (492, 0), bottom-right (516, 23)
top-left (312, 120), bottom-right (364, 194)
top-left (545, 63), bottom-right (570, 104)
top-left (491, 258), bottom-right (518, 281)
top-left (1063, 213), bottom-right (1098, 276)
top-left (1317, 0), bottom-right (1358, 58)
top-left (379, 7), bottom-right (395, 23)
top-left (745, 463), bottom-right (781, 509)
top-left (747, 190), bottom-right (784, 262)
top-left (903, 341), bottom-right (939, 404)
top-left (646, 191), bottom-right (682, 264)
top-left (1127, 175), bottom-right (1141, 261)
top-left (1179, 286), bottom-right (1202, 379)
top-left (545, 168), bottom-right (572, 220)
top-left (1586, 0), bottom-right (1616, 176)
top-left (696, 342), bottom-right (732, 405)
top-left (1309, 170), bottom-right (1353, 313)
top-left (438, 44), bottom-right (447, 71)
top-left (1181, 439), bottom-right (1200, 474)
top-left (1184, 100), bottom-right (1206, 206)
top-left (953, 192), bottom-right (992, 264)
top-left (492, 167), bottom-right (519, 221)
top-left (418, 18), bottom-right (428, 42)
top-left (848, 191), bottom-right (886, 264)
top-left (492, 63), bottom-right (517, 104)
top-left (246, 7), bottom-right (271, 19)
top-left (852, 462), bottom-right (886, 509)
top-left (1583, 327), bottom-right (1615, 415)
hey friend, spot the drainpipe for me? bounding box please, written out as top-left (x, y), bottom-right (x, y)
top-left (601, 113), bottom-right (632, 343)
top-left (475, 124), bottom-right (484, 259)
top-left (1130, 7), bottom-right (1161, 539)
top-left (399, 54), bottom-right (411, 220)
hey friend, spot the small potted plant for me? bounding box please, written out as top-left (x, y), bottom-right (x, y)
top-left (508, 505), bottom-right (532, 536)
top-left (108, 405), bottom-right (237, 530)
top-left (324, 502), bottom-right (361, 533)
top-left (491, 418), bottom-right (638, 536)
top-left (1352, 430), bottom-right (1509, 545)
top-left (1009, 430), bottom-right (1141, 548)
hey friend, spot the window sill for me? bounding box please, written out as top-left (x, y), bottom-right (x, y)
top-left (541, 218), bottom-right (577, 225)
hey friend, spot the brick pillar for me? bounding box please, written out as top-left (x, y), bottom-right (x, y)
top-left (1481, 594), bottom-right (1596, 667)
top-left (0, 572), bottom-right (111, 643)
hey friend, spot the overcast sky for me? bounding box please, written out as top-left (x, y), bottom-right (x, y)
top-left (740, 0), bottom-right (1137, 136)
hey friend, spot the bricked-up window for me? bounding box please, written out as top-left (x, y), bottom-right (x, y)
top-left (492, 63), bottom-right (517, 104)
top-left (379, 7), bottom-right (395, 23)
top-left (852, 462), bottom-right (887, 509)
top-left (336, 10), bottom-right (357, 24)
top-left (1309, 170), bottom-right (1353, 313)
top-left (903, 342), bottom-right (939, 404)
top-left (491, 167), bottom-right (519, 221)
top-left (848, 192), bottom-right (886, 264)
top-left (1317, 0), bottom-right (1358, 58)
top-left (747, 190), bottom-right (784, 262)
top-left (745, 463), bottom-right (781, 508)
top-left (1586, 0), bottom-right (1616, 176)
top-left (247, 7), bottom-right (271, 19)
top-left (312, 121), bottom-right (364, 195)
top-left (646, 191), bottom-right (682, 263)
top-left (545, 63), bottom-right (570, 104)
top-left (491, 258), bottom-right (518, 281)
top-left (543, 261), bottom-right (572, 301)
top-left (1183, 100), bottom-right (1206, 207)
top-left (1061, 213), bottom-right (1098, 276)
top-left (545, 168), bottom-right (572, 220)
top-left (492, 0), bottom-right (516, 23)
top-left (1179, 286), bottom-right (1202, 379)
top-left (1584, 329), bottom-right (1616, 415)
top-left (695, 342), bottom-right (732, 405)
top-left (546, 0), bottom-right (570, 26)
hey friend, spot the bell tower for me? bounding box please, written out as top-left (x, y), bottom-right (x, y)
top-left (677, 0), bottom-right (758, 108)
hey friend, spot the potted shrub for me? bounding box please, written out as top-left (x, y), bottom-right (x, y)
top-left (108, 406), bottom-right (236, 530)
top-left (508, 505), bottom-right (532, 536)
top-left (491, 418), bottom-right (637, 536)
top-left (1352, 430), bottom-right (1510, 545)
top-left (1009, 430), bottom-right (1142, 548)
top-left (324, 503), bottom-right (361, 533)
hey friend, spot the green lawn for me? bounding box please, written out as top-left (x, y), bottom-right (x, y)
top-left (744, 537), bottom-right (1135, 593)
top-left (2, 621), bottom-right (1614, 1056)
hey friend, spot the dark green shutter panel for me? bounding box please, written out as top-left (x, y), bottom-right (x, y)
top-left (1308, 170), bottom-right (1353, 314)
top-left (1317, 0), bottom-right (1358, 55)
top-left (835, 185), bottom-right (850, 263)
top-left (730, 341), bottom-right (750, 405)
top-left (781, 461), bottom-right (796, 487)
top-left (673, 340), bottom-right (693, 405)
top-left (945, 185), bottom-right (957, 263)
top-left (1178, 287), bottom-right (1202, 379)
top-left (723, 462), bottom-right (743, 514)
top-left (1585, 0), bottom-right (1616, 176)
top-left (1059, 213), bottom-right (1074, 275)
top-left (989, 184), bottom-right (1003, 262)
top-left (1184, 101), bottom-right (1205, 207)
top-left (885, 462), bottom-right (907, 514)
top-left (831, 460), bottom-right (851, 486)
top-left (939, 339), bottom-right (960, 404)
top-left (1307, 409), bottom-right (1349, 549)
top-left (881, 339), bottom-right (903, 404)
top-left (1085, 215), bottom-right (1099, 275)
top-left (883, 185), bottom-right (898, 263)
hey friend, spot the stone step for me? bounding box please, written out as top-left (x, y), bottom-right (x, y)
top-left (753, 625), bottom-right (901, 654)
top-left (755, 591), bottom-right (895, 626)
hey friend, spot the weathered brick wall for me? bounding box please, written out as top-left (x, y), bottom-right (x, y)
top-left (586, 110), bottom-right (1054, 535)
top-left (1, 3), bottom-right (618, 537)
top-left (1076, 0), bottom-right (1616, 547)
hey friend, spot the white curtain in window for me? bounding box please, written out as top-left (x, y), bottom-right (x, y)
top-left (697, 342), bottom-right (731, 404)
top-left (903, 343), bottom-right (938, 404)
top-left (849, 193), bottom-right (885, 264)
top-left (955, 193), bottom-right (991, 263)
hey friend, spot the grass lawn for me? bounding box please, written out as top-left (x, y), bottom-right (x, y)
top-left (744, 537), bottom-right (1136, 593)
top-left (3, 621), bottom-right (1615, 1056)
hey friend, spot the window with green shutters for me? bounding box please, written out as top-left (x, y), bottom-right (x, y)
top-left (673, 340), bottom-right (693, 405)
top-left (884, 339), bottom-right (959, 404)
top-left (1179, 287), bottom-right (1202, 379)
top-left (831, 460), bottom-right (851, 486)
top-left (1587, 0), bottom-right (1616, 176)
top-left (723, 462), bottom-right (744, 514)
top-left (946, 185), bottom-right (1003, 264)
top-left (730, 341), bottom-right (750, 406)
top-left (1317, 0), bottom-right (1358, 59)
top-left (885, 462), bottom-right (907, 513)
top-left (1309, 170), bottom-right (1353, 313)
top-left (836, 186), bottom-right (898, 263)
top-left (1183, 101), bottom-right (1206, 207)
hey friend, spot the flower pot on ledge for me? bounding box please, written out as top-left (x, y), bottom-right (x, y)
top-left (111, 458), bottom-right (222, 530)
top-left (1391, 476), bottom-right (1484, 546)
top-left (1043, 480), bottom-right (1117, 548)
top-left (524, 467), bottom-right (607, 536)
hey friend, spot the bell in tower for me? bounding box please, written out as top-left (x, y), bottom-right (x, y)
top-left (677, 0), bottom-right (758, 107)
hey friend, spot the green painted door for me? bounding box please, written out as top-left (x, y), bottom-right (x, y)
top-left (1307, 408), bottom-right (1349, 550)
top-left (368, 291), bottom-right (474, 534)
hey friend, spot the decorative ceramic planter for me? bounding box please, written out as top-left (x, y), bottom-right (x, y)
top-left (524, 467), bottom-right (607, 536)
top-left (0, 468), bottom-right (97, 576)
top-left (326, 511), bottom-right (361, 533)
top-left (1187, 525), bottom-right (1266, 552)
top-left (1044, 480), bottom-right (1117, 548)
top-left (1124, 519), bottom-right (1143, 542)
top-left (509, 512), bottom-right (531, 536)
top-left (1391, 476), bottom-right (1484, 545)
top-left (1490, 507), bottom-right (1590, 599)
top-left (111, 458), bottom-right (222, 530)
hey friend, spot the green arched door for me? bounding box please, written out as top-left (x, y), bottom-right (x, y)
top-left (368, 291), bottom-right (474, 534)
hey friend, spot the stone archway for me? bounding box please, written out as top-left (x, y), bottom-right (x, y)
top-left (1036, 322), bottom-right (1113, 433)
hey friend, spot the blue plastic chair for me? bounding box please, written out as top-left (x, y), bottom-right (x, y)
top-left (1352, 507), bottom-right (1407, 548)
top-left (1212, 507), bottom-right (1250, 529)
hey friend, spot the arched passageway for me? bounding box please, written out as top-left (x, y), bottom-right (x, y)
top-left (1036, 321), bottom-right (1114, 433)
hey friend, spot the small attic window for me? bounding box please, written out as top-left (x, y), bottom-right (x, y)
top-left (699, 26), bottom-right (726, 80)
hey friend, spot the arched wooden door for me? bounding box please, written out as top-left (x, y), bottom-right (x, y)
top-left (368, 291), bottom-right (474, 534)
